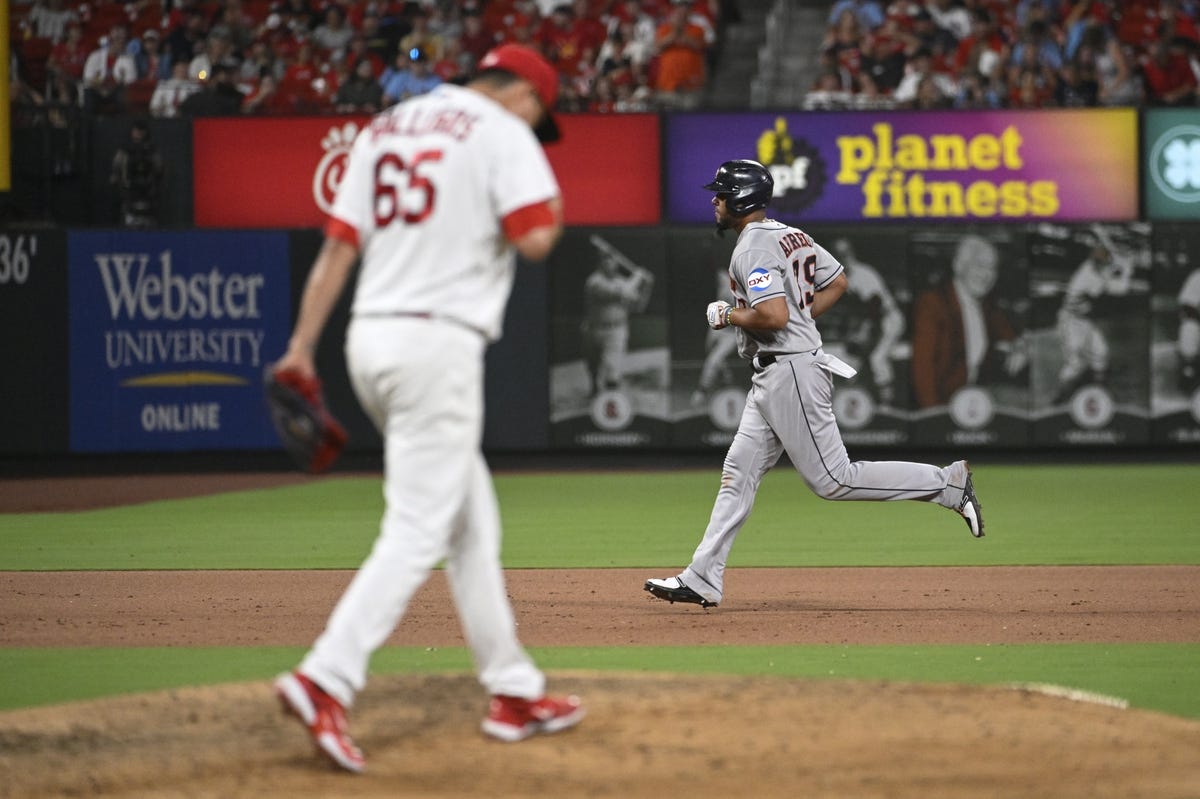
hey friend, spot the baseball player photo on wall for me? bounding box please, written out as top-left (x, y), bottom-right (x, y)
top-left (804, 226), bottom-right (914, 448)
top-left (664, 227), bottom-right (748, 449)
top-left (1150, 223), bottom-right (1200, 445)
top-left (1027, 223), bottom-right (1152, 447)
top-left (548, 229), bottom-right (671, 448)
top-left (906, 228), bottom-right (1032, 448)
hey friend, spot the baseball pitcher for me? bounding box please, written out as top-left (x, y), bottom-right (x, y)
top-left (269, 44), bottom-right (584, 772)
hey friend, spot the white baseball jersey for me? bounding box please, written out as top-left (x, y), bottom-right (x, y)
top-left (728, 220), bottom-right (844, 359)
top-left (329, 83), bottom-right (559, 341)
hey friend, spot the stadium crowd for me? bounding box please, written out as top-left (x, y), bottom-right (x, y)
top-left (9, 0), bottom-right (733, 118)
top-left (806, 0), bottom-right (1200, 110)
top-left (9, 0), bottom-right (1199, 120)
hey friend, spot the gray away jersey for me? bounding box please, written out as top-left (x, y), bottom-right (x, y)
top-left (728, 220), bottom-right (845, 359)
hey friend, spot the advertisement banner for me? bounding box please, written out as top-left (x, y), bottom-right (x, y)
top-left (193, 113), bottom-right (660, 229)
top-left (666, 110), bottom-right (1137, 225)
top-left (804, 225), bottom-right (914, 447)
top-left (665, 227), bottom-right (746, 449)
top-left (1027, 223), bottom-right (1151, 447)
top-left (548, 228), bottom-right (670, 448)
top-left (0, 229), bottom-right (68, 454)
top-left (1150, 223), bottom-right (1200, 444)
top-left (1143, 109), bottom-right (1200, 220)
top-left (906, 228), bottom-right (1031, 447)
top-left (69, 231), bottom-right (291, 452)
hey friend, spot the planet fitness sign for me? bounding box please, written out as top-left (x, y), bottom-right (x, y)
top-left (665, 109), bottom-right (1137, 223)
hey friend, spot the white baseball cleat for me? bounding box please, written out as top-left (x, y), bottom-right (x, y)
top-left (956, 463), bottom-right (985, 538)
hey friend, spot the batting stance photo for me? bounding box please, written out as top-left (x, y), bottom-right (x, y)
top-left (646, 159), bottom-right (985, 609)
top-left (268, 44), bottom-right (584, 773)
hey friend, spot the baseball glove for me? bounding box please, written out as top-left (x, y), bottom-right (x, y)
top-left (263, 366), bottom-right (348, 474)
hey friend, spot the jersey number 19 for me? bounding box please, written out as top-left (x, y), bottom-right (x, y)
top-left (791, 254), bottom-right (816, 310)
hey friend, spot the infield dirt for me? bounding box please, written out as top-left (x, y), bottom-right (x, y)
top-left (2, 473), bottom-right (1199, 798)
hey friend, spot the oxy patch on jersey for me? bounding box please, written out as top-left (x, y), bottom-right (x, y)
top-left (747, 268), bottom-right (774, 292)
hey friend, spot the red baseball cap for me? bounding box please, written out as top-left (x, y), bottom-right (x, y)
top-left (478, 43), bottom-right (561, 142)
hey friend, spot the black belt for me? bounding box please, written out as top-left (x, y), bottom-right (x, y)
top-left (751, 353), bottom-right (777, 372)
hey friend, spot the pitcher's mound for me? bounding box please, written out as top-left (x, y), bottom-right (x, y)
top-left (3, 672), bottom-right (1199, 798)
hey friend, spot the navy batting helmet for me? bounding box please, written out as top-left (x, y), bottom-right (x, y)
top-left (704, 159), bottom-right (774, 216)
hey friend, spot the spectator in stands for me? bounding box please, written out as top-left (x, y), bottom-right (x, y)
top-left (1009, 64), bottom-right (1056, 107)
top-left (893, 46), bottom-right (955, 106)
top-left (312, 4), bottom-right (355, 60)
top-left (822, 7), bottom-right (865, 80)
top-left (951, 7), bottom-right (1008, 84)
top-left (166, 10), bottom-right (209, 71)
top-left (150, 60), bottom-right (201, 117)
top-left (334, 57), bottom-right (385, 113)
top-left (826, 0), bottom-right (884, 32)
top-left (598, 17), bottom-right (655, 73)
top-left (1142, 36), bottom-right (1200, 106)
top-left (925, 0), bottom-right (972, 41)
top-left (803, 65), bottom-right (853, 109)
top-left (133, 28), bottom-right (172, 81)
top-left (210, 0), bottom-right (257, 54)
top-left (431, 37), bottom-right (472, 82)
top-left (47, 20), bottom-right (89, 84)
top-left (25, 0), bottom-right (78, 42)
top-left (189, 30), bottom-right (237, 81)
top-left (239, 38), bottom-right (283, 84)
top-left (1009, 17), bottom-right (1064, 72)
top-left (82, 23), bottom-right (139, 113)
top-left (359, 11), bottom-right (398, 67)
top-left (1076, 22), bottom-right (1142, 106)
top-left (858, 32), bottom-right (906, 95)
top-left (274, 0), bottom-right (320, 35)
top-left (342, 33), bottom-right (385, 79)
top-left (241, 71), bottom-right (292, 113)
top-left (399, 7), bottom-right (445, 61)
top-left (380, 46), bottom-right (442, 106)
top-left (537, 4), bottom-right (595, 78)
top-left (178, 61), bottom-right (244, 115)
top-left (1055, 53), bottom-right (1099, 106)
top-left (653, 0), bottom-right (708, 108)
top-left (459, 9), bottom-right (496, 64)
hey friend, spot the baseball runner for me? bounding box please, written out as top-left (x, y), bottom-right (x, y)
top-left (270, 44), bottom-right (584, 773)
top-left (1177, 267), bottom-right (1200, 394)
top-left (646, 159), bottom-right (983, 609)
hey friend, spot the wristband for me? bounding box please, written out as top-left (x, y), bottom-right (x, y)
top-left (724, 306), bottom-right (734, 327)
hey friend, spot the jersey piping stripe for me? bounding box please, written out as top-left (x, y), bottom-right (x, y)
top-left (324, 216), bottom-right (360, 250)
top-left (789, 361), bottom-right (942, 498)
top-left (502, 199), bottom-right (556, 241)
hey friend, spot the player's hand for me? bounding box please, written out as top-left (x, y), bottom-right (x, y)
top-left (706, 300), bottom-right (732, 330)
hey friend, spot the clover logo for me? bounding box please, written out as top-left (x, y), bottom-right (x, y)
top-left (1150, 124), bottom-right (1200, 204)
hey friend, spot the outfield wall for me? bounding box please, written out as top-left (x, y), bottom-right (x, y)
top-left (2, 107), bottom-right (1198, 458)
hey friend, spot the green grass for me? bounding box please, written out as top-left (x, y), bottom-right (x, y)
top-left (2, 464), bottom-right (1196, 719)
top-left (3, 465), bottom-right (1199, 569)
top-left (3, 644), bottom-right (1198, 719)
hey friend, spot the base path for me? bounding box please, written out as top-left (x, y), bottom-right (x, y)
top-left (3, 472), bottom-right (1199, 797)
top-left (2, 565), bottom-right (1199, 647)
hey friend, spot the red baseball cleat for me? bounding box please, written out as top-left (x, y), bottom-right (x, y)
top-left (481, 694), bottom-right (586, 742)
top-left (274, 671), bottom-right (366, 773)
